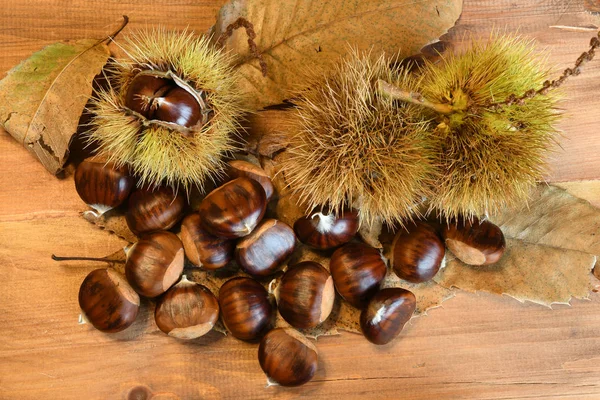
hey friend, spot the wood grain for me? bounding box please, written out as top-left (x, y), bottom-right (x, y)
top-left (1, 1), bottom-right (600, 399)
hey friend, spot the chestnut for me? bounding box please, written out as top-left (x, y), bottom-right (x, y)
top-left (276, 261), bottom-right (334, 329)
top-left (258, 328), bottom-right (318, 386)
top-left (235, 219), bottom-right (295, 277)
top-left (74, 160), bottom-right (134, 215)
top-left (125, 231), bottom-right (185, 298)
top-left (78, 269), bottom-right (140, 333)
top-left (180, 213), bottom-right (233, 270)
top-left (330, 242), bottom-right (387, 308)
top-left (154, 275), bottom-right (219, 339)
top-left (125, 73), bottom-right (202, 128)
top-left (360, 288), bottom-right (416, 345)
top-left (219, 277), bottom-right (273, 341)
top-left (390, 221), bottom-right (445, 283)
top-left (294, 209), bottom-right (358, 249)
top-left (227, 160), bottom-right (274, 201)
top-left (198, 177), bottom-right (267, 239)
top-left (442, 217), bottom-right (506, 265)
top-left (126, 186), bottom-right (185, 236)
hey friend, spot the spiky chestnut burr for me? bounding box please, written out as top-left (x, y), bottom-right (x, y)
top-left (380, 35), bottom-right (561, 219)
top-left (87, 29), bottom-right (248, 192)
top-left (279, 51), bottom-right (438, 228)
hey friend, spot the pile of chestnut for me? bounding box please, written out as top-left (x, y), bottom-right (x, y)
top-left (71, 158), bottom-right (506, 387)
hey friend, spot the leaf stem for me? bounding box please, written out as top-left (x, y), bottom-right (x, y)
top-left (51, 254), bottom-right (126, 264)
top-left (377, 79), bottom-right (453, 114)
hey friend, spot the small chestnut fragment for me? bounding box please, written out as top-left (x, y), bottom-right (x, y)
top-left (330, 242), bottom-right (387, 308)
top-left (79, 269), bottom-right (140, 333)
top-left (126, 186), bottom-right (185, 236)
top-left (258, 328), bottom-right (318, 387)
top-left (360, 288), bottom-right (416, 345)
top-left (276, 261), bottom-right (334, 329)
top-left (442, 217), bottom-right (506, 265)
top-left (154, 275), bottom-right (219, 339)
top-left (125, 231), bottom-right (185, 298)
top-left (236, 219), bottom-right (295, 277)
top-left (199, 177), bottom-right (267, 239)
top-left (180, 213), bottom-right (233, 270)
top-left (219, 277), bottom-right (273, 341)
top-left (74, 160), bottom-right (134, 215)
top-left (294, 209), bottom-right (359, 250)
top-left (391, 221), bottom-right (445, 283)
top-left (227, 160), bottom-right (274, 201)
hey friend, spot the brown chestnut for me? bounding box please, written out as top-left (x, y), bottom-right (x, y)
top-left (294, 209), bottom-right (358, 249)
top-left (219, 277), bottom-right (273, 341)
top-left (126, 186), bottom-right (185, 236)
top-left (78, 269), bottom-right (140, 333)
top-left (154, 275), bottom-right (219, 339)
top-left (125, 231), bottom-right (185, 298)
top-left (198, 177), bottom-right (267, 239)
top-left (360, 288), bottom-right (416, 345)
top-left (442, 217), bottom-right (506, 265)
top-left (330, 242), bottom-right (387, 308)
top-left (276, 261), bottom-right (334, 329)
top-left (390, 221), bottom-right (445, 283)
top-left (74, 160), bottom-right (134, 215)
top-left (180, 213), bottom-right (233, 270)
top-left (235, 219), bottom-right (295, 277)
top-left (258, 328), bottom-right (318, 386)
top-left (227, 160), bottom-right (274, 201)
top-left (125, 73), bottom-right (202, 128)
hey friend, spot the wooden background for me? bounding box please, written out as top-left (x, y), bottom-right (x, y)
top-left (1, 1), bottom-right (600, 399)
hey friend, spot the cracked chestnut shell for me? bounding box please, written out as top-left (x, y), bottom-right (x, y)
top-left (125, 231), bottom-right (185, 298)
top-left (78, 269), bottom-right (140, 333)
top-left (219, 277), bottom-right (273, 341)
top-left (236, 219), bottom-right (295, 277)
top-left (391, 221), bottom-right (445, 283)
top-left (198, 177), bottom-right (267, 239)
top-left (227, 160), bottom-right (274, 201)
top-left (154, 275), bottom-right (219, 339)
top-left (276, 261), bottom-right (335, 329)
top-left (330, 242), bottom-right (387, 308)
top-left (442, 217), bottom-right (506, 265)
top-left (258, 328), bottom-right (318, 387)
top-left (294, 209), bottom-right (359, 250)
top-left (126, 186), bottom-right (185, 236)
top-left (180, 213), bottom-right (233, 270)
top-left (74, 160), bottom-right (134, 215)
top-left (360, 288), bottom-right (416, 345)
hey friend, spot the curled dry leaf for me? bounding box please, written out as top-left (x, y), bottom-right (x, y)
top-left (435, 185), bottom-right (600, 306)
top-left (212, 0), bottom-right (464, 110)
top-left (82, 209), bottom-right (137, 244)
top-left (0, 39), bottom-right (110, 175)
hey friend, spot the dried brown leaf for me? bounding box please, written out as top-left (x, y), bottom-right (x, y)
top-left (0, 40), bottom-right (110, 175)
top-left (212, 0), bottom-right (464, 110)
top-left (82, 209), bottom-right (137, 244)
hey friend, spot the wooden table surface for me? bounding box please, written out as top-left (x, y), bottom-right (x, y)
top-left (1, 1), bottom-right (600, 399)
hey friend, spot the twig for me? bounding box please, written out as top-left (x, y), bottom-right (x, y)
top-left (377, 79), bottom-right (453, 114)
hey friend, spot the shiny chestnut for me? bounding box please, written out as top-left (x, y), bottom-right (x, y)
top-left (330, 242), bottom-right (387, 308)
top-left (442, 217), bottom-right (506, 265)
top-left (126, 186), bottom-right (185, 236)
top-left (125, 231), bottom-right (185, 298)
top-left (294, 209), bottom-right (358, 249)
top-left (360, 288), bottom-right (416, 345)
top-left (74, 160), bottom-right (134, 215)
top-left (180, 213), bottom-right (233, 270)
top-left (236, 219), bottom-right (295, 277)
top-left (219, 277), bottom-right (273, 341)
top-left (198, 177), bottom-right (267, 239)
top-left (227, 160), bottom-right (274, 201)
top-left (391, 221), bottom-right (445, 283)
top-left (276, 261), bottom-right (334, 329)
top-left (258, 328), bottom-right (318, 386)
top-left (154, 275), bottom-right (219, 339)
top-left (79, 269), bottom-right (140, 333)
